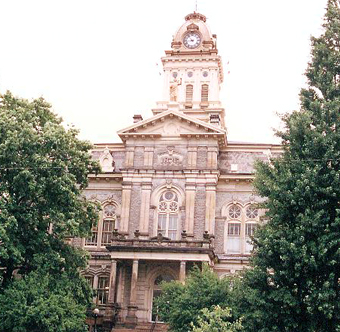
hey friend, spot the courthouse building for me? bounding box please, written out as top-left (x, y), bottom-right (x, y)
top-left (76, 12), bottom-right (281, 331)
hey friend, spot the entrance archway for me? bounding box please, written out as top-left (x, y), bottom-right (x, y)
top-left (151, 274), bottom-right (175, 322)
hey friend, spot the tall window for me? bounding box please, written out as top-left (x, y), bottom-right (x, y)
top-left (186, 84), bottom-right (193, 103)
top-left (85, 225), bottom-right (98, 246)
top-left (85, 275), bottom-right (94, 288)
top-left (245, 206), bottom-right (258, 253)
top-left (101, 204), bottom-right (116, 246)
top-left (157, 191), bottom-right (179, 240)
top-left (152, 274), bottom-right (174, 321)
top-left (226, 205), bottom-right (241, 253)
top-left (201, 84), bottom-right (209, 102)
top-left (97, 276), bottom-right (109, 305)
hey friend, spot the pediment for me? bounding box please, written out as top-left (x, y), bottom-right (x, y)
top-left (118, 110), bottom-right (227, 147)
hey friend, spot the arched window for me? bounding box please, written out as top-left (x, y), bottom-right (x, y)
top-left (151, 274), bottom-right (175, 321)
top-left (186, 84), bottom-right (193, 102)
top-left (157, 191), bottom-right (179, 240)
top-left (201, 84), bottom-right (209, 102)
top-left (101, 204), bottom-right (116, 246)
top-left (226, 205), bottom-right (241, 253)
top-left (245, 206), bottom-right (258, 253)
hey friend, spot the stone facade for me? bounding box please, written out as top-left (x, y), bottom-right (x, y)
top-left (81, 12), bottom-right (281, 332)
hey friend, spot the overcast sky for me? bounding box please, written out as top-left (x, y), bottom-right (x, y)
top-left (0, 0), bottom-right (329, 144)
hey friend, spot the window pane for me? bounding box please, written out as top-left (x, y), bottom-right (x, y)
top-left (85, 276), bottom-right (93, 288)
top-left (97, 276), bottom-right (109, 305)
top-left (158, 214), bottom-right (167, 233)
top-left (101, 219), bottom-right (114, 245)
top-left (168, 215), bottom-right (177, 230)
top-left (168, 231), bottom-right (177, 240)
top-left (227, 237), bottom-right (241, 253)
top-left (246, 223), bottom-right (257, 237)
top-left (85, 228), bottom-right (98, 246)
top-left (228, 223), bottom-right (241, 236)
top-left (245, 239), bottom-right (254, 253)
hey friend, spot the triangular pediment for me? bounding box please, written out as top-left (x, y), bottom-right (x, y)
top-left (118, 110), bottom-right (226, 135)
top-left (118, 110), bottom-right (227, 146)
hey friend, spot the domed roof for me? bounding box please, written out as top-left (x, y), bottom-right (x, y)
top-left (171, 12), bottom-right (215, 51)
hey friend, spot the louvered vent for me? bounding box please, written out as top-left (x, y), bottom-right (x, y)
top-left (201, 84), bottom-right (209, 102)
top-left (186, 84), bottom-right (193, 102)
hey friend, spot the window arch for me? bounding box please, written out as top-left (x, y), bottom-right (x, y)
top-left (226, 204), bottom-right (242, 254)
top-left (151, 273), bottom-right (175, 321)
top-left (85, 201), bottom-right (118, 247)
top-left (245, 205), bottom-right (259, 253)
top-left (157, 191), bottom-right (179, 240)
top-left (101, 203), bottom-right (116, 246)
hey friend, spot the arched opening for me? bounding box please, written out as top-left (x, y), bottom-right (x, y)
top-left (151, 273), bottom-right (175, 321)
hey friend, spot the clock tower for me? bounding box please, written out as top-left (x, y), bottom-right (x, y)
top-left (153, 12), bottom-right (225, 129)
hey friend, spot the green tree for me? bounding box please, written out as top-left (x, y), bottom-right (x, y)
top-left (237, 1), bottom-right (340, 331)
top-left (156, 265), bottom-right (234, 332)
top-left (191, 306), bottom-right (243, 332)
top-left (0, 91), bottom-right (100, 331)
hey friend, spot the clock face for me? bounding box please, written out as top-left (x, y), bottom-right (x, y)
top-left (183, 32), bottom-right (201, 49)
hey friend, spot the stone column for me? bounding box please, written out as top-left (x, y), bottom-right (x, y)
top-left (120, 182), bottom-right (132, 234)
top-left (179, 261), bottom-right (186, 284)
top-left (108, 260), bottom-right (117, 303)
top-left (126, 260), bottom-right (139, 326)
top-left (139, 182), bottom-right (152, 235)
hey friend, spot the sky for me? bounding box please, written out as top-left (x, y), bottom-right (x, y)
top-left (0, 0), bottom-right (329, 144)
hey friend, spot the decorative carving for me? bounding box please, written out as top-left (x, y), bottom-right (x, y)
top-left (185, 12), bottom-right (206, 22)
top-left (187, 23), bottom-right (199, 31)
top-left (158, 147), bottom-right (183, 166)
top-left (112, 229), bottom-right (119, 239)
top-left (134, 230), bottom-right (141, 238)
top-left (181, 230), bottom-right (187, 239)
top-left (169, 78), bottom-right (182, 102)
top-left (99, 147), bottom-right (115, 173)
top-left (203, 231), bottom-right (210, 240)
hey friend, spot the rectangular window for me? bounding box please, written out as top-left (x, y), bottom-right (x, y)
top-left (168, 215), bottom-right (178, 240)
top-left (158, 214), bottom-right (167, 236)
top-left (228, 223), bottom-right (241, 236)
top-left (97, 276), bottom-right (109, 305)
top-left (85, 227), bottom-right (98, 246)
top-left (246, 223), bottom-right (257, 237)
top-left (85, 276), bottom-right (94, 288)
top-left (101, 219), bottom-right (114, 246)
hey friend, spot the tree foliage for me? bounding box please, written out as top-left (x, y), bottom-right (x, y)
top-left (191, 306), bottom-right (243, 332)
top-left (156, 265), bottom-right (234, 332)
top-left (0, 91), bottom-right (100, 331)
top-left (237, 1), bottom-right (340, 331)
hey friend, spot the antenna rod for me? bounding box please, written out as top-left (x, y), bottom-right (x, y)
top-left (195, 0), bottom-right (198, 12)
